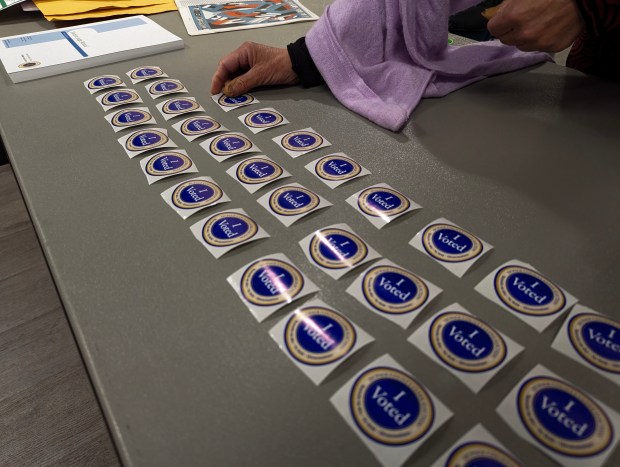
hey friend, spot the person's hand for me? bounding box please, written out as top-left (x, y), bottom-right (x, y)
top-left (487, 0), bottom-right (585, 52)
top-left (211, 41), bottom-right (299, 96)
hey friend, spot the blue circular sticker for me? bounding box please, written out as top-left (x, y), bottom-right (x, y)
top-left (236, 158), bottom-right (283, 185)
top-left (162, 98), bottom-right (200, 115)
top-left (350, 367), bottom-right (434, 446)
top-left (422, 223), bottom-right (483, 263)
top-left (568, 313), bottom-right (620, 374)
top-left (268, 186), bottom-right (320, 216)
top-left (309, 228), bottom-right (368, 270)
top-left (518, 376), bottom-right (612, 457)
top-left (281, 131), bottom-right (324, 152)
top-left (111, 109), bottom-right (152, 127)
top-left (146, 152), bottom-right (193, 176)
top-left (209, 134), bottom-right (253, 157)
top-left (357, 187), bottom-right (411, 218)
top-left (172, 179), bottom-right (223, 210)
top-left (126, 129), bottom-right (168, 151)
top-left (180, 117), bottom-right (220, 136)
top-left (315, 155), bottom-right (362, 181)
top-left (102, 90), bottom-right (139, 105)
top-left (149, 79), bottom-right (184, 95)
top-left (131, 67), bottom-right (163, 79)
top-left (446, 441), bottom-right (521, 467)
top-left (202, 212), bottom-right (258, 247)
top-left (240, 258), bottom-right (304, 307)
top-left (218, 94), bottom-right (254, 107)
top-left (244, 110), bottom-right (284, 129)
top-left (361, 265), bottom-right (429, 314)
top-left (88, 75), bottom-right (122, 90)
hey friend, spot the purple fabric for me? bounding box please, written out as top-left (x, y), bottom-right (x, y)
top-left (306, 0), bottom-right (551, 131)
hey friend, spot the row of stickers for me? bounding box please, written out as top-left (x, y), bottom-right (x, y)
top-left (85, 67), bottom-right (620, 466)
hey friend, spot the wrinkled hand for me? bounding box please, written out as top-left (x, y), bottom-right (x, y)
top-left (211, 41), bottom-right (299, 97)
top-left (487, 0), bottom-right (585, 52)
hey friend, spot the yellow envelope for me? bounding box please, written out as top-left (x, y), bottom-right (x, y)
top-left (33, 0), bottom-right (176, 20)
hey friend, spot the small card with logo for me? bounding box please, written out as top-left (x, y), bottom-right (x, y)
top-left (84, 75), bottom-right (125, 94)
top-left (156, 97), bottom-right (204, 120)
top-left (346, 259), bottom-right (442, 330)
top-left (139, 150), bottom-right (198, 185)
top-left (228, 253), bottom-right (319, 322)
top-left (299, 223), bottom-right (381, 279)
top-left (272, 127), bottom-right (331, 158)
top-left (96, 88), bottom-right (143, 110)
top-left (430, 424), bottom-right (523, 467)
top-left (160, 176), bottom-right (230, 219)
top-left (408, 303), bottom-right (523, 393)
top-left (257, 183), bottom-right (332, 227)
top-left (496, 364), bottom-right (619, 467)
top-left (305, 153), bottom-right (371, 189)
top-left (331, 354), bottom-right (453, 467)
top-left (127, 65), bottom-right (167, 84)
top-left (551, 305), bottom-right (619, 386)
top-left (118, 128), bottom-right (177, 158)
top-left (145, 78), bottom-right (187, 99)
top-left (212, 93), bottom-right (259, 112)
top-left (226, 156), bottom-right (291, 194)
top-left (475, 260), bottom-right (578, 332)
top-left (269, 298), bottom-right (374, 385)
top-left (347, 183), bottom-right (421, 229)
top-left (238, 107), bottom-right (289, 133)
top-left (200, 132), bottom-right (260, 162)
top-left (171, 116), bottom-right (227, 141)
top-left (409, 218), bottom-right (493, 277)
top-left (190, 208), bottom-right (269, 259)
top-left (104, 107), bottom-right (156, 133)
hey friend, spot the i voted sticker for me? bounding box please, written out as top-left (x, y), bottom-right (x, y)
top-left (331, 354), bottom-right (452, 467)
top-left (497, 365), bottom-right (619, 466)
top-left (212, 92), bottom-right (258, 112)
top-left (127, 66), bottom-right (166, 83)
top-left (97, 89), bottom-right (142, 109)
top-left (156, 97), bottom-right (203, 120)
top-left (273, 127), bottom-right (331, 158)
top-left (146, 79), bottom-right (187, 98)
top-left (161, 176), bottom-right (229, 219)
top-left (347, 183), bottom-right (421, 228)
top-left (140, 150), bottom-right (198, 184)
top-left (270, 299), bottom-right (373, 385)
top-left (200, 132), bottom-right (259, 162)
top-left (238, 107), bottom-right (288, 133)
top-left (257, 183), bottom-right (332, 226)
top-left (172, 116), bottom-right (225, 141)
top-left (118, 128), bottom-right (176, 158)
top-left (190, 208), bottom-right (269, 259)
top-left (228, 253), bottom-right (318, 322)
top-left (227, 156), bottom-right (290, 193)
top-left (305, 153), bottom-right (370, 188)
top-left (299, 223), bottom-right (381, 279)
top-left (104, 107), bottom-right (155, 132)
top-left (552, 305), bottom-right (620, 386)
top-left (347, 259), bottom-right (441, 329)
top-left (475, 260), bottom-right (577, 332)
top-left (84, 75), bottom-right (124, 94)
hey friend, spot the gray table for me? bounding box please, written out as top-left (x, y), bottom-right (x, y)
top-left (1, 4), bottom-right (619, 466)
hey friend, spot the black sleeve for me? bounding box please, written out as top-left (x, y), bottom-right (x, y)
top-left (287, 37), bottom-right (325, 88)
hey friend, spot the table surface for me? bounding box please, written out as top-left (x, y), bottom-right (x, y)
top-left (1, 4), bottom-right (619, 466)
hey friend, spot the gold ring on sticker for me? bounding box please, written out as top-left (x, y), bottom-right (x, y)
top-left (429, 312), bottom-right (507, 373)
top-left (202, 212), bottom-right (258, 247)
top-left (162, 98), bottom-right (200, 115)
top-left (517, 376), bottom-right (613, 457)
top-left (243, 110), bottom-right (284, 129)
top-left (315, 155), bottom-right (362, 181)
top-left (218, 94), bottom-right (254, 107)
top-left (240, 258), bottom-right (304, 307)
top-left (284, 306), bottom-right (356, 365)
top-left (357, 187), bottom-right (410, 218)
top-left (209, 134), bottom-right (253, 156)
top-left (111, 109), bottom-right (152, 128)
top-left (18, 61), bottom-right (41, 69)
top-left (446, 441), bottom-right (522, 467)
top-left (309, 228), bottom-right (368, 270)
top-left (350, 367), bottom-right (434, 446)
top-left (181, 117), bottom-right (220, 136)
top-left (422, 223), bottom-right (483, 263)
top-left (145, 152), bottom-right (193, 176)
top-left (236, 158), bottom-right (283, 185)
top-left (361, 265), bottom-right (429, 314)
top-left (87, 75), bottom-right (123, 90)
top-left (102, 89), bottom-right (140, 106)
top-left (281, 131), bottom-right (324, 152)
top-left (130, 67), bottom-right (163, 80)
top-left (268, 186), bottom-right (320, 216)
top-left (171, 179), bottom-right (223, 210)
top-left (494, 266), bottom-right (566, 316)
top-left (125, 129), bottom-right (169, 152)
top-left (568, 313), bottom-right (620, 374)
top-left (148, 79), bottom-right (184, 95)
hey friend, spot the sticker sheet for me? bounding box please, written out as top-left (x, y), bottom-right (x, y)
top-left (272, 127), bottom-right (331, 158)
top-left (409, 218), bottom-right (493, 277)
top-left (84, 75), bottom-right (125, 94)
top-left (238, 107), bottom-right (289, 133)
top-left (200, 132), bottom-right (260, 162)
top-left (160, 176), bottom-right (230, 219)
top-left (171, 115), bottom-right (227, 141)
top-left (305, 153), bottom-right (370, 188)
top-left (156, 97), bottom-right (204, 120)
top-left (408, 303), bottom-right (524, 393)
top-left (551, 304), bottom-right (619, 386)
top-left (139, 150), bottom-right (198, 184)
top-left (212, 93), bottom-right (259, 112)
top-left (299, 223), bottom-right (381, 279)
top-left (475, 259), bottom-right (578, 332)
top-left (346, 259), bottom-right (442, 330)
top-left (331, 354), bottom-right (452, 467)
top-left (127, 65), bottom-right (167, 84)
top-left (104, 107), bottom-right (156, 133)
top-left (145, 78), bottom-right (188, 99)
top-left (96, 88), bottom-right (143, 110)
top-left (347, 183), bottom-right (421, 229)
top-left (226, 156), bottom-right (291, 193)
top-left (118, 128), bottom-right (177, 158)
top-left (269, 298), bottom-right (374, 385)
top-left (257, 183), bottom-right (332, 227)
top-left (496, 364), bottom-right (620, 467)
top-left (227, 253), bottom-right (319, 323)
